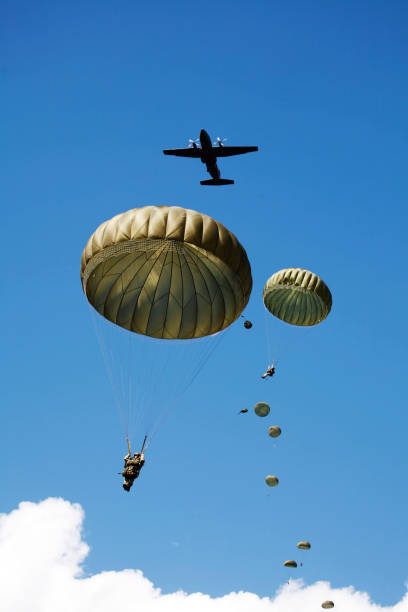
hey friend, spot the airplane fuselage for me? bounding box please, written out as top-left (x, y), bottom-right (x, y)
top-left (198, 129), bottom-right (220, 179)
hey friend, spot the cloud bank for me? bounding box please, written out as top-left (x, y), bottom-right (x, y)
top-left (0, 498), bottom-right (406, 612)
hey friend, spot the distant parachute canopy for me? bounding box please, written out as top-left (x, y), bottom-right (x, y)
top-left (283, 560), bottom-right (297, 568)
top-left (268, 426), bottom-right (281, 438)
top-left (265, 475), bottom-right (279, 487)
top-left (263, 268), bottom-right (332, 326)
top-left (254, 402), bottom-right (270, 417)
top-left (81, 206), bottom-right (252, 339)
top-left (297, 541), bottom-right (311, 550)
top-left (322, 602), bottom-right (334, 609)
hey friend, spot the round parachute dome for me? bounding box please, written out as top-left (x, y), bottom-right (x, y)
top-left (268, 426), bottom-right (281, 438)
top-left (263, 268), bottom-right (332, 326)
top-left (297, 541), bottom-right (311, 550)
top-left (322, 602), bottom-right (334, 609)
top-left (81, 206), bottom-right (252, 339)
top-left (283, 560), bottom-right (297, 568)
top-left (265, 475), bottom-right (279, 487)
top-left (244, 320), bottom-right (253, 329)
top-left (255, 402), bottom-right (270, 417)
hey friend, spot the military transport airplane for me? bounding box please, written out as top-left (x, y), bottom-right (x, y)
top-left (163, 129), bottom-right (258, 185)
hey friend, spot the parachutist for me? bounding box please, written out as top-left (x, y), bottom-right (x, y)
top-left (238, 408), bottom-right (248, 414)
top-left (261, 364), bottom-right (275, 379)
top-left (122, 452), bottom-right (145, 492)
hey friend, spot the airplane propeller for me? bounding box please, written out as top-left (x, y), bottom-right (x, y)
top-left (214, 137), bottom-right (228, 146)
top-left (188, 138), bottom-right (200, 148)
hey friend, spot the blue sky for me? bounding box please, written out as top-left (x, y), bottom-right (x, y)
top-left (2, 0), bottom-right (408, 608)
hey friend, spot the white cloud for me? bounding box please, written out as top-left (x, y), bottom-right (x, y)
top-left (0, 498), bottom-right (406, 612)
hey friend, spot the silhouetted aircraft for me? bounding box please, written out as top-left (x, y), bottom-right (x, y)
top-left (163, 129), bottom-right (258, 185)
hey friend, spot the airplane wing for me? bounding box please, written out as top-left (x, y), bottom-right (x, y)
top-left (214, 146), bottom-right (258, 158)
top-left (162, 148), bottom-right (201, 158)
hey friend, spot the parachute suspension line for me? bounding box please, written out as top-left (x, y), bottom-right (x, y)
top-left (118, 354), bottom-right (128, 422)
top-left (128, 334), bottom-right (176, 443)
top-left (143, 338), bottom-right (191, 438)
top-left (110, 333), bottom-right (131, 437)
top-left (264, 306), bottom-right (272, 365)
top-left (273, 324), bottom-right (313, 363)
top-left (148, 340), bottom-right (195, 437)
top-left (188, 331), bottom-right (225, 390)
top-left (89, 307), bottom-right (129, 436)
top-left (125, 433), bottom-right (147, 456)
top-left (146, 330), bottom-right (225, 449)
top-left (125, 327), bottom-right (187, 447)
top-left (127, 332), bottom-right (132, 439)
top-left (126, 331), bottom-right (147, 446)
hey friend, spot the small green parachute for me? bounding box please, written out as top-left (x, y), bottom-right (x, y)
top-left (263, 268), bottom-right (332, 326)
top-left (322, 602), bottom-right (334, 609)
top-left (297, 541), bottom-right (311, 550)
top-left (268, 426), bottom-right (281, 438)
top-left (265, 475), bottom-right (279, 487)
top-left (255, 402), bottom-right (270, 417)
top-left (283, 560), bottom-right (297, 568)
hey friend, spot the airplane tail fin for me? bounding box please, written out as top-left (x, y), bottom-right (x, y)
top-left (200, 178), bottom-right (234, 186)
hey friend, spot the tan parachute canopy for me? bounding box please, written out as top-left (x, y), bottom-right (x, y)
top-left (81, 206), bottom-right (252, 339)
top-left (265, 475), bottom-right (279, 487)
top-left (268, 426), bottom-right (281, 438)
top-left (297, 541), bottom-right (311, 550)
top-left (322, 601), bottom-right (334, 609)
top-left (283, 560), bottom-right (297, 568)
top-left (255, 402), bottom-right (270, 417)
top-left (263, 268), bottom-right (332, 326)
